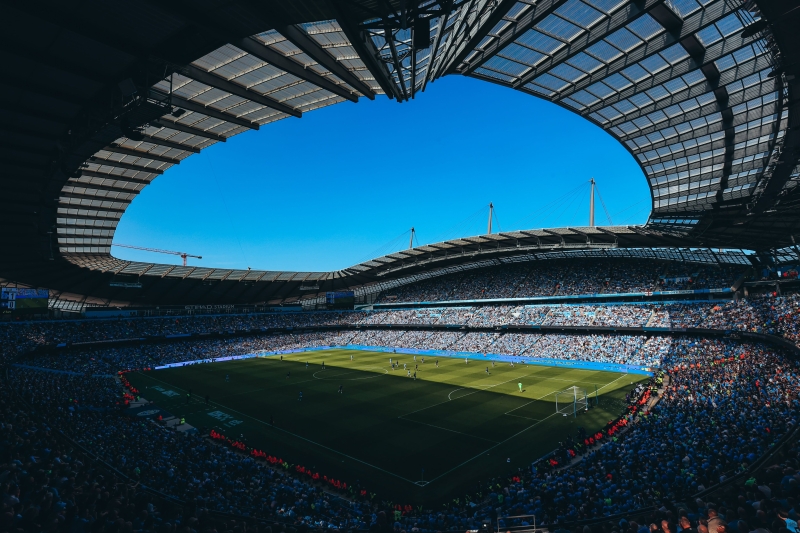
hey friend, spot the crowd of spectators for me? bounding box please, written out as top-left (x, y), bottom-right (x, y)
top-left (11, 295), bottom-right (800, 366)
top-left (15, 326), bottom-right (666, 375)
top-left (10, 295), bottom-right (800, 377)
top-left (477, 339), bottom-right (800, 527)
top-left (379, 260), bottom-right (743, 303)
top-left (531, 334), bottom-right (667, 366)
top-left (0, 311), bottom-right (362, 360)
top-left (3, 333), bottom-right (799, 532)
top-left (1, 369), bottom-right (369, 532)
top-left (8, 258), bottom-right (800, 533)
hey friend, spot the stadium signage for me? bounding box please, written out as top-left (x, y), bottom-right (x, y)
top-left (184, 304), bottom-right (236, 310)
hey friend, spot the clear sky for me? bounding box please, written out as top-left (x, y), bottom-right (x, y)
top-left (113, 75), bottom-right (652, 272)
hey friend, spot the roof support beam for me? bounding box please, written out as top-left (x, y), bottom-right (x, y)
top-left (444, 0), bottom-right (519, 75)
top-left (103, 145), bottom-right (182, 165)
top-left (135, 134), bottom-right (201, 154)
top-left (326, 4), bottom-right (400, 99)
top-left (580, 32), bottom-right (759, 118)
top-left (153, 91), bottom-right (260, 130)
top-left (150, 119), bottom-right (227, 142)
top-left (605, 53), bottom-right (769, 129)
top-left (421, 7), bottom-right (454, 90)
top-left (58, 201), bottom-right (127, 214)
top-left (60, 191), bottom-right (135, 204)
top-left (183, 65), bottom-right (302, 118)
top-left (618, 86), bottom-right (779, 144)
top-left (541, 0), bottom-right (742, 102)
top-left (458, 0), bottom-right (572, 75)
top-left (76, 169), bottom-right (155, 186)
top-left (514, 0), bottom-right (667, 89)
top-left (384, 28), bottom-right (409, 100)
top-left (278, 25), bottom-right (376, 100)
top-left (235, 37), bottom-right (359, 103)
top-left (85, 158), bottom-right (164, 175)
top-left (748, 82), bottom-right (796, 215)
top-left (63, 182), bottom-right (143, 196)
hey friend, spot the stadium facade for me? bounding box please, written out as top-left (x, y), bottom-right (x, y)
top-left (1, 0), bottom-right (799, 309)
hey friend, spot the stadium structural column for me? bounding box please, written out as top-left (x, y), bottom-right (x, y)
top-left (589, 178), bottom-right (595, 227)
top-left (488, 203), bottom-right (493, 234)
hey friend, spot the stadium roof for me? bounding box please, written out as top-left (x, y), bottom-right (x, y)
top-left (1, 0), bottom-right (799, 306)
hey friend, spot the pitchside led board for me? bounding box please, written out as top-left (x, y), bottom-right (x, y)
top-left (326, 291), bottom-right (355, 310)
top-left (0, 288), bottom-right (49, 315)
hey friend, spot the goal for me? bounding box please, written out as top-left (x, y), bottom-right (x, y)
top-left (555, 386), bottom-right (588, 417)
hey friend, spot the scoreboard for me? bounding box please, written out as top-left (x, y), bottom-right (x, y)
top-left (326, 291), bottom-right (355, 309)
top-left (1, 288), bottom-right (49, 315)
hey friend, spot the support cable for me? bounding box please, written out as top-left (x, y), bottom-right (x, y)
top-left (508, 181), bottom-right (589, 230)
top-left (355, 229), bottom-right (413, 264)
top-left (594, 183), bottom-right (615, 225)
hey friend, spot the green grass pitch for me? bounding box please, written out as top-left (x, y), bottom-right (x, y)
top-left (127, 349), bottom-right (646, 504)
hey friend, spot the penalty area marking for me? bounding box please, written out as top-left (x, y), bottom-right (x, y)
top-left (425, 390), bottom-right (564, 486)
top-left (504, 414), bottom-right (541, 422)
top-left (398, 418), bottom-right (500, 444)
top-left (399, 373), bottom-right (535, 419)
top-left (447, 386), bottom-right (490, 400)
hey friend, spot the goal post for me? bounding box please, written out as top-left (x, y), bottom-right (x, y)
top-left (555, 386), bottom-right (589, 417)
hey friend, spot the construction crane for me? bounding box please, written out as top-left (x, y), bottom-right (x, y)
top-left (113, 244), bottom-right (202, 266)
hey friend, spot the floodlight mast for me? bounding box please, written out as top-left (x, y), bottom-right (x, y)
top-left (113, 244), bottom-right (203, 266)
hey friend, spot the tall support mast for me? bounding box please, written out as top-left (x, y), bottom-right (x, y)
top-left (589, 178), bottom-right (596, 227)
top-left (409, 227), bottom-right (415, 249)
top-left (488, 203), bottom-right (494, 234)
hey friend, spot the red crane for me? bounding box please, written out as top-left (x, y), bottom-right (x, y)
top-left (113, 244), bottom-right (202, 266)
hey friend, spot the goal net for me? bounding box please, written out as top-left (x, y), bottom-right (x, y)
top-left (555, 386), bottom-right (588, 417)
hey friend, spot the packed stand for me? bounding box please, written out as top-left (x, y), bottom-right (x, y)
top-left (4, 333), bottom-right (798, 530)
top-left (0, 310), bottom-right (363, 358)
top-left (467, 338), bottom-right (800, 525)
top-left (379, 259), bottom-right (743, 303)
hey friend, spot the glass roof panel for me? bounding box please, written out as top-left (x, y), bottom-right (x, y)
top-left (620, 63), bottom-right (652, 83)
top-left (500, 43), bottom-right (547, 66)
top-left (554, 0), bottom-right (605, 29)
top-left (585, 0), bottom-right (626, 14)
top-left (536, 15), bottom-right (584, 42)
top-left (533, 73), bottom-right (571, 92)
top-left (604, 27), bottom-right (643, 53)
top-left (585, 39), bottom-right (624, 63)
top-left (549, 63), bottom-right (588, 84)
top-left (603, 72), bottom-right (634, 91)
top-left (484, 55), bottom-right (531, 77)
top-left (584, 80), bottom-right (616, 99)
top-left (626, 14), bottom-right (665, 41)
top-left (567, 52), bottom-right (605, 73)
top-left (668, 0), bottom-right (703, 18)
top-left (516, 29), bottom-right (565, 55)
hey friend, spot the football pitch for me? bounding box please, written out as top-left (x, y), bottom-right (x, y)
top-left (126, 349), bottom-right (647, 503)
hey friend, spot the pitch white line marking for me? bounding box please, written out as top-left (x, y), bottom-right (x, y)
top-left (504, 414), bottom-right (541, 421)
top-left (399, 418), bottom-right (500, 444)
top-left (448, 388), bottom-right (464, 400)
top-left (398, 373), bottom-right (534, 418)
top-left (427, 402), bottom-right (561, 485)
top-left (135, 371), bottom-right (419, 485)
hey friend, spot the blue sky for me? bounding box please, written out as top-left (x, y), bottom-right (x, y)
top-left (114, 75), bottom-right (651, 272)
